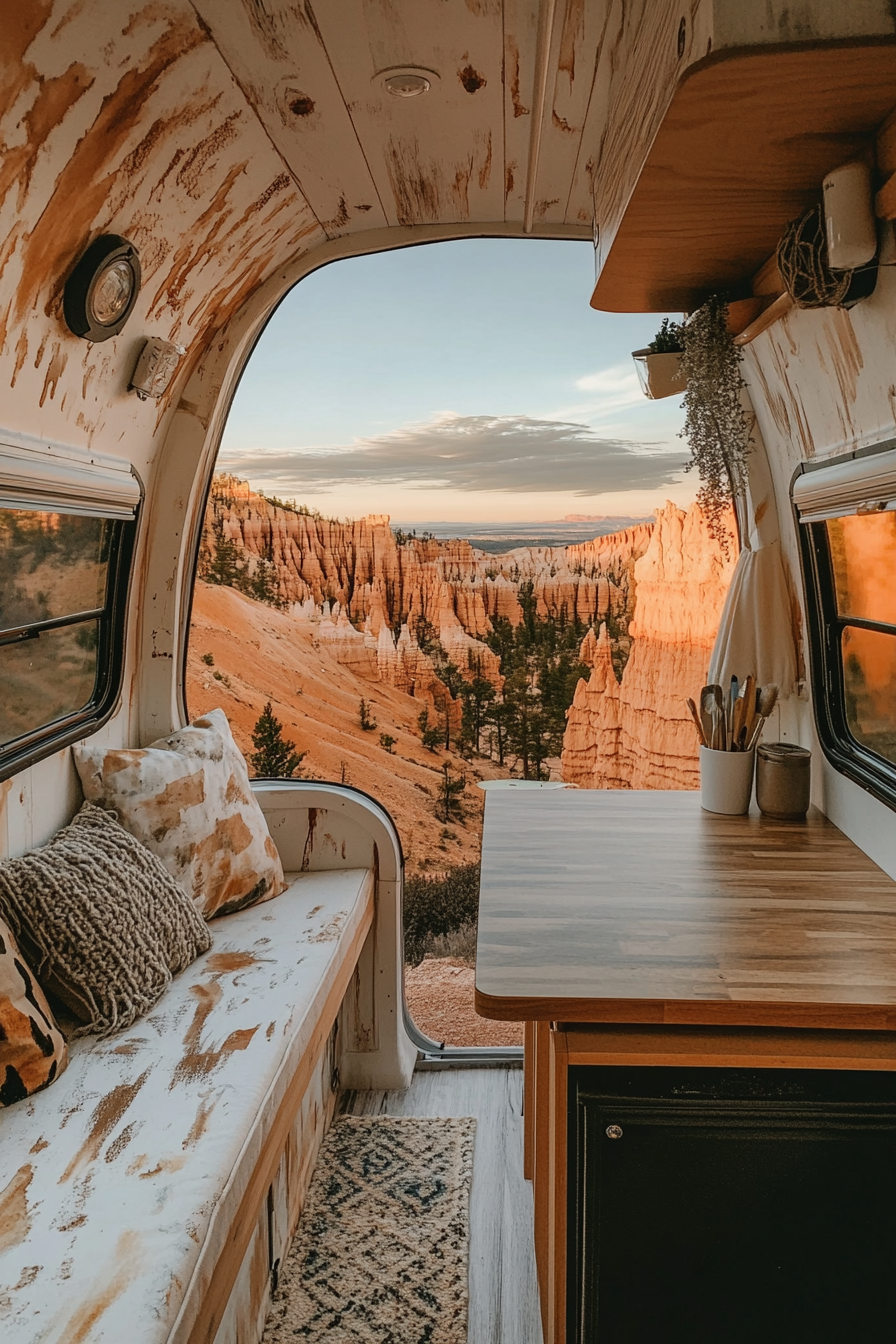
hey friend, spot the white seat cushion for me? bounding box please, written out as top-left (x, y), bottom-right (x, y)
top-left (0, 868), bottom-right (373, 1344)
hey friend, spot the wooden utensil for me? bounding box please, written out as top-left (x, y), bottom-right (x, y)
top-left (700, 686), bottom-right (715, 748)
top-left (740, 676), bottom-right (754, 740)
top-left (746, 683), bottom-right (780, 751)
top-left (731, 694), bottom-right (747, 749)
top-left (686, 697), bottom-right (707, 747)
top-left (710, 684), bottom-right (727, 751)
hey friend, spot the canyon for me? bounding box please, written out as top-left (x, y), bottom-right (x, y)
top-left (190, 475), bottom-right (736, 858)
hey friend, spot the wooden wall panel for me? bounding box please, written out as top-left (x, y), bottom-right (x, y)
top-left (0, 0), bottom-right (324, 450)
top-left (211, 1209), bottom-right (270, 1344)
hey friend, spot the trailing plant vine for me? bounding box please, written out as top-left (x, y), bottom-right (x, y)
top-left (678, 295), bottom-right (750, 548)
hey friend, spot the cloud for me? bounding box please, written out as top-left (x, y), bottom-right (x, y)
top-left (574, 363), bottom-right (644, 405)
top-left (219, 412), bottom-right (687, 497)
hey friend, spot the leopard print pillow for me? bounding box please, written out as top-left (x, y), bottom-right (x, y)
top-left (0, 913), bottom-right (67, 1107)
top-left (73, 709), bottom-right (286, 919)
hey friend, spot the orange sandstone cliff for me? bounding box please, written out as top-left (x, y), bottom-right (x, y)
top-left (195, 478), bottom-right (734, 803)
top-left (199, 474), bottom-right (652, 703)
top-left (560, 502), bottom-right (737, 790)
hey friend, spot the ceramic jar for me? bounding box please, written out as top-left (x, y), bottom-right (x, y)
top-left (756, 743), bottom-right (811, 820)
top-left (699, 747), bottom-right (755, 815)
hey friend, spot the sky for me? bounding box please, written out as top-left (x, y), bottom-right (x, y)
top-left (219, 238), bottom-right (692, 524)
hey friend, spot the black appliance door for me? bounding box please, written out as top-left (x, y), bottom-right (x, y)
top-left (572, 1065), bottom-right (896, 1344)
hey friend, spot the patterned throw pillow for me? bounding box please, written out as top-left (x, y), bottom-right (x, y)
top-left (0, 803), bottom-right (211, 1037)
top-left (0, 914), bottom-right (67, 1107)
top-left (73, 708), bottom-right (286, 919)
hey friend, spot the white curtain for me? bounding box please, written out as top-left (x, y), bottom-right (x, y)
top-left (708, 540), bottom-right (798, 690)
top-left (708, 422), bottom-right (798, 692)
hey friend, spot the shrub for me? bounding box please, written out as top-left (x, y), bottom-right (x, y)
top-left (407, 922), bottom-right (478, 967)
top-left (403, 863), bottom-right (480, 965)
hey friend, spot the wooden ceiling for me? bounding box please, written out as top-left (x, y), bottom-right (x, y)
top-left (191, 0), bottom-right (604, 241)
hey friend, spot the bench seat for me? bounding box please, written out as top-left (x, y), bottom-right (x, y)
top-left (0, 867), bottom-right (374, 1344)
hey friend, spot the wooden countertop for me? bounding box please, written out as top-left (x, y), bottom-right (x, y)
top-left (474, 791), bottom-right (896, 1031)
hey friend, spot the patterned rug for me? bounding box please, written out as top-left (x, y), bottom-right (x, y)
top-left (263, 1115), bottom-right (476, 1344)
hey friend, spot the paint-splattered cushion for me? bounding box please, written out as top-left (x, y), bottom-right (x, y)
top-left (73, 708), bottom-right (286, 919)
top-left (0, 914), bottom-right (67, 1107)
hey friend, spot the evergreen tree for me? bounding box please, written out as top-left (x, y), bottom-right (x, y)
top-left (204, 516), bottom-right (242, 587)
top-left (435, 762), bottom-right (466, 824)
top-left (240, 558), bottom-right (282, 608)
top-left (249, 702), bottom-right (304, 778)
top-left (417, 708), bottom-right (443, 752)
top-left (459, 675), bottom-right (496, 755)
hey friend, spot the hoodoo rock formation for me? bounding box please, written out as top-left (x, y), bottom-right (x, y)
top-left (560, 502), bottom-right (738, 789)
top-left (197, 477), bottom-right (734, 794)
top-left (199, 475), bottom-right (652, 703)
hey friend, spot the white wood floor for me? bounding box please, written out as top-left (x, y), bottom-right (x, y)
top-left (341, 1065), bottom-right (543, 1344)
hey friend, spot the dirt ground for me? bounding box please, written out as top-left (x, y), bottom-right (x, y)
top-left (188, 581), bottom-right (522, 872)
top-left (404, 958), bottom-right (523, 1048)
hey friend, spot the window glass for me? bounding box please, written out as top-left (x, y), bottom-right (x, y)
top-left (0, 510), bottom-right (109, 631)
top-left (826, 512), bottom-right (896, 626)
top-left (0, 620), bottom-right (99, 747)
top-left (842, 625), bottom-right (896, 766)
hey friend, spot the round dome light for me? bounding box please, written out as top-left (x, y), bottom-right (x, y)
top-left (381, 68), bottom-right (434, 98)
top-left (63, 235), bottom-right (141, 342)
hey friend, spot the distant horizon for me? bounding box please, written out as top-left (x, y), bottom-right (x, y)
top-left (390, 513), bottom-right (653, 527)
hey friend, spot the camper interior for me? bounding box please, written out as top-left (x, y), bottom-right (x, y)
top-left (3, 4), bottom-right (896, 1343)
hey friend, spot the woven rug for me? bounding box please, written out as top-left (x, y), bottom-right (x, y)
top-left (263, 1115), bottom-right (476, 1344)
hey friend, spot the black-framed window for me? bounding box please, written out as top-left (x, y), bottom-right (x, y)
top-left (799, 506), bottom-right (896, 810)
top-left (0, 505), bottom-right (137, 781)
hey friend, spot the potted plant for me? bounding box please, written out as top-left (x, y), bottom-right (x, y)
top-left (632, 318), bottom-right (686, 400)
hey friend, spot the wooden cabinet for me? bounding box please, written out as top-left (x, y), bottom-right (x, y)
top-left (527, 1026), bottom-right (896, 1344)
top-left (477, 793), bottom-right (896, 1342)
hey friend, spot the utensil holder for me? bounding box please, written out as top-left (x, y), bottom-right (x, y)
top-left (700, 746), bottom-right (755, 815)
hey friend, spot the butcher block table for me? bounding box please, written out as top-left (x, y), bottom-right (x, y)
top-left (474, 790), bottom-right (896, 1344)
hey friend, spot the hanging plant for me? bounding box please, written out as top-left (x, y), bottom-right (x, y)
top-left (678, 294), bottom-right (750, 549)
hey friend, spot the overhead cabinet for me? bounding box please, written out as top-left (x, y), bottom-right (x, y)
top-left (589, 3), bottom-right (896, 313)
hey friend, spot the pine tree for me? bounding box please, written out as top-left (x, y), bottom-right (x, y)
top-left (435, 762), bottom-right (466, 824)
top-left (417, 708), bottom-right (442, 752)
top-left (249, 702), bottom-right (304, 778)
top-left (204, 516), bottom-right (242, 587)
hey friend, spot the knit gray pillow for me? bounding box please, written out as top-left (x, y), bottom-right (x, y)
top-left (0, 802), bottom-right (211, 1037)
